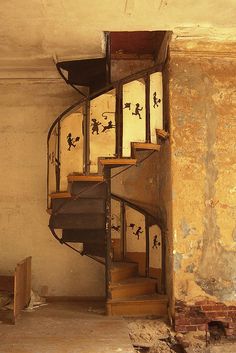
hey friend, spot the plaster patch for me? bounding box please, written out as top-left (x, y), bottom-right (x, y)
top-left (174, 252), bottom-right (183, 271)
top-left (230, 186), bottom-right (236, 194)
top-left (186, 263), bottom-right (195, 273)
top-left (180, 218), bottom-right (196, 237)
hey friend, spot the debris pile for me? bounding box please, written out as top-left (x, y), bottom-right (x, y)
top-left (24, 290), bottom-right (47, 311)
top-left (126, 318), bottom-right (213, 353)
top-left (127, 318), bottom-right (181, 353)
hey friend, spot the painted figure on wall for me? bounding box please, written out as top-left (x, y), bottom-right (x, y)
top-left (91, 118), bottom-right (101, 135)
top-left (128, 223), bottom-right (135, 230)
top-left (101, 120), bottom-right (115, 133)
top-left (67, 133), bottom-right (80, 151)
top-left (152, 235), bottom-right (161, 249)
top-left (102, 111), bottom-right (115, 120)
top-left (123, 102), bottom-right (131, 110)
top-left (111, 214), bottom-right (120, 233)
top-left (153, 92), bottom-right (161, 108)
top-left (132, 103), bottom-right (143, 119)
top-left (111, 225), bottom-right (120, 232)
top-left (133, 226), bottom-right (143, 240)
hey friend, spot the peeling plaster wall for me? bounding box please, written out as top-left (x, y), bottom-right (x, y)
top-left (169, 39), bottom-right (236, 305)
top-left (0, 77), bottom-right (105, 297)
top-left (1, 0), bottom-right (236, 65)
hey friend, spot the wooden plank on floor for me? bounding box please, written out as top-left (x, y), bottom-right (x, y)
top-left (0, 303), bottom-right (135, 353)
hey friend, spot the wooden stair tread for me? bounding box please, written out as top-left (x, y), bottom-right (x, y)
top-left (68, 174), bottom-right (104, 182)
top-left (132, 142), bottom-right (161, 151)
top-left (107, 294), bottom-right (167, 304)
top-left (100, 158), bottom-right (137, 166)
top-left (110, 277), bottom-right (156, 288)
top-left (49, 192), bottom-right (71, 199)
top-left (111, 262), bottom-right (138, 271)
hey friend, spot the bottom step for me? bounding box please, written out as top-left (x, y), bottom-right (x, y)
top-left (107, 294), bottom-right (168, 316)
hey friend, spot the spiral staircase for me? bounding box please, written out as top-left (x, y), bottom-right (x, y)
top-left (47, 32), bottom-right (169, 316)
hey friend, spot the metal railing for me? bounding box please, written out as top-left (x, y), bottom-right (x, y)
top-left (111, 194), bottom-right (162, 278)
top-left (47, 63), bottom-right (163, 201)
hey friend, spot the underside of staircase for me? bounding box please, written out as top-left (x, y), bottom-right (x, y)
top-left (47, 31), bottom-right (169, 317)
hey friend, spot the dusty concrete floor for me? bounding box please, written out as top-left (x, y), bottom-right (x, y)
top-left (0, 301), bottom-right (134, 353)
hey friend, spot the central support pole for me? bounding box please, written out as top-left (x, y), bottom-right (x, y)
top-left (104, 168), bottom-right (112, 302)
top-left (145, 74), bottom-right (151, 143)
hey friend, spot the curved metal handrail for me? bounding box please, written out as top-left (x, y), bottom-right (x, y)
top-left (47, 63), bottom-right (163, 143)
top-left (111, 193), bottom-right (157, 223)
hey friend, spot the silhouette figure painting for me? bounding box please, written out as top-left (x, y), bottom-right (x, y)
top-left (133, 226), bottom-right (143, 240)
top-left (91, 118), bottom-right (101, 135)
top-left (128, 223), bottom-right (135, 230)
top-left (152, 235), bottom-right (161, 249)
top-left (153, 92), bottom-right (161, 108)
top-left (101, 120), bottom-right (115, 133)
top-left (111, 225), bottom-right (120, 232)
top-left (67, 133), bottom-right (80, 151)
top-left (123, 102), bottom-right (131, 110)
top-left (102, 111), bottom-right (115, 120)
top-left (132, 103), bottom-right (143, 119)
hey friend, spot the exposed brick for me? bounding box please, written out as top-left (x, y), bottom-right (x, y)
top-left (195, 300), bottom-right (212, 305)
top-left (228, 311), bottom-right (236, 318)
top-left (227, 306), bottom-right (236, 311)
top-left (206, 311), bottom-right (228, 319)
top-left (202, 305), bottom-right (226, 311)
top-left (191, 305), bottom-right (202, 310)
top-left (196, 324), bottom-right (207, 331)
top-left (175, 325), bottom-right (188, 333)
top-left (190, 317), bottom-right (207, 325)
top-left (175, 318), bottom-right (191, 325)
top-left (185, 325), bottom-right (198, 331)
top-left (175, 301), bottom-right (236, 334)
top-left (225, 328), bottom-right (236, 336)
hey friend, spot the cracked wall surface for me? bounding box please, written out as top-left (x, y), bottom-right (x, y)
top-left (169, 39), bottom-right (236, 305)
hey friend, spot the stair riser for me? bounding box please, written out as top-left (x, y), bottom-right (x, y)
top-left (111, 266), bottom-right (138, 283)
top-left (110, 282), bottom-right (156, 299)
top-left (107, 301), bottom-right (167, 316)
top-left (83, 243), bottom-right (105, 257)
top-left (69, 182), bottom-right (107, 199)
top-left (51, 198), bottom-right (105, 214)
top-left (62, 229), bottom-right (105, 243)
top-left (51, 214), bottom-right (105, 230)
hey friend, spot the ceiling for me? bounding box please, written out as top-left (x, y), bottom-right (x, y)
top-left (1, 0), bottom-right (236, 72)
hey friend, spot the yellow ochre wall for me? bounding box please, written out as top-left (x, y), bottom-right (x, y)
top-left (0, 78), bottom-right (105, 297)
top-left (169, 39), bottom-right (236, 305)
